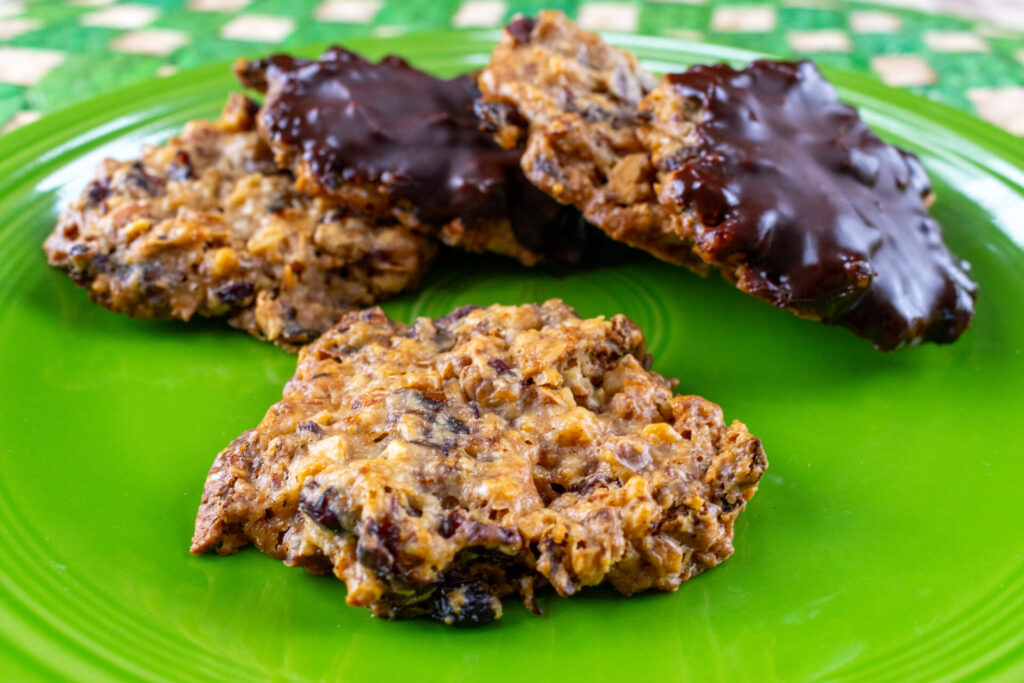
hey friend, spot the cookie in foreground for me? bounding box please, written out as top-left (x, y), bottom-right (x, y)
top-left (236, 48), bottom-right (593, 266)
top-left (43, 94), bottom-right (435, 349)
top-left (191, 300), bottom-right (766, 625)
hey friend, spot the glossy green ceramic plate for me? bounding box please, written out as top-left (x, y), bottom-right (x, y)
top-left (1, 30), bottom-right (1023, 682)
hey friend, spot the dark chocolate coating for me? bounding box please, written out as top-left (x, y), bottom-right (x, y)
top-left (241, 48), bottom-right (587, 262)
top-left (662, 60), bottom-right (977, 350)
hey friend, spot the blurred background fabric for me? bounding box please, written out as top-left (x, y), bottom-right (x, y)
top-left (0, 0), bottom-right (1022, 136)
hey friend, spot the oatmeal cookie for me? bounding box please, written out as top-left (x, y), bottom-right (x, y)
top-left (638, 60), bottom-right (977, 349)
top-left (191, 301), bottom-right (766, 625)
top-left (475, 11), bottom-right (703, 269)
top-left (44, 94), bottom-right (435, 349)
top-left (236, 48), bottom-right (591, 265)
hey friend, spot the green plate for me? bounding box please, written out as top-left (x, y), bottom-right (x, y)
top-left (1, 31), bottom-right (1023, 683)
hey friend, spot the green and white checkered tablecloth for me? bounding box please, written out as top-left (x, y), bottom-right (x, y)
top-left (1, 0), bottom-right (1023, 136)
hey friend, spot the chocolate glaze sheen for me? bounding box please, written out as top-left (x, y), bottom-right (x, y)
top-left (243, 48), bottom-right (586, 261)
top-left (663, 60), bottom-right (977, 350)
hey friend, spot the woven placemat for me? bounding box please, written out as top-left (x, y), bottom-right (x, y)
top-left (1, 0), bottom-right (1023, 136)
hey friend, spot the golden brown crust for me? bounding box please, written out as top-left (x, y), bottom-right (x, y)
top-left (476, 11), bottom-right (707, 271)
top-left (43, 94), bottom-right (435, 349)
top-left (191, 301), bottom-right (766, 624)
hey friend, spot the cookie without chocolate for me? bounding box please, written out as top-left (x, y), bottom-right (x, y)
top-left (44, 94), bottom-right (435, 349)
top-left (191, 300), bottom-right (766, 625)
